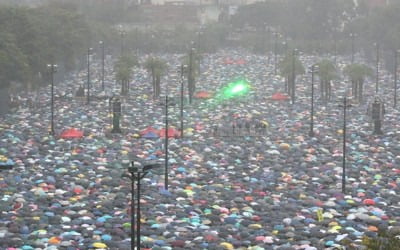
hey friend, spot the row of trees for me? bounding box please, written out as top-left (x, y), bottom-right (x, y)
top-left (279, 53), bottom-right (373, 103)
top-left (114, 50), bottom-right (200, 100)
top-left (0, 4), bottom-right (95, 91)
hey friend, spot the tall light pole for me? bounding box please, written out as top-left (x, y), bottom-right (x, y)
top-left (99, 41), bottom-right (105, 91)
top-left (180, 64), bottom-right (187, 138)
top-left (333, 30), bottom-right (337, 65)
top-left (338, 96), bottom-right (352, 194)
top-left (267, 26), bottom-right (271, 65)
top-left (164, 96), bottom-right (169, 190)
top-left (394, 50), bottom-right (399, 108)
top-left (119, 25), bottom-right (126, 56)
top-left (291, 49), bottom-right (298, 104)
top-left (123, 162), bottom-right (160, 250)
top-left (188, 44), bottom-right (195, 104)
top-left (86, 47), bottom-right (93, 105)
top-left (196, 30), bottom-right (203, 76)
top-left (309, 64), bottom-right (318, 137)
top-left (375, 43), bottom-right (380, 94)
top-left (47, 63), bottom-right (57, 135)
top-left (350, 33), bottom-right (355, 64)
top-left (274, 31), bottom-right (278, 75)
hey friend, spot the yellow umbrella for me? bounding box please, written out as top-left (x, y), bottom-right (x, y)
top-left (219, 242), bottom-right (234, 250)
top-left (92, 242), bottom-right (108, 249)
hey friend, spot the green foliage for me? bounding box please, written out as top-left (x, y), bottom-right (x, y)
top-left (144, 57), bottom-right (167, 98)
top-left (0, 32), bottom-right (30, 87)
top-left (114, 53), bottom-right (138, 95)
top-left (0, 4), bottom-right (92, 90)
top-left (316, 59), bottom-right (338, 82)
top-left (144, 57), bottom-right (167, 77)
top-left (181, 50), bottom-right (201, 77)
top-left (344, 63), bottom-right (373, 82)
top-left (361, 229), bottom-right (400, 250)
top-left (279, 52), bottom-right (305, 77)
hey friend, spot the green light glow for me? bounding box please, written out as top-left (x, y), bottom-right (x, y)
top-left (221, 79), bottom-right (250, 99)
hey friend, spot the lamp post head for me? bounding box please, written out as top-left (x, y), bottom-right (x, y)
top-left (128, 165), bottom-right (139, 174)
top-left (47, 64), bottom-right (58, 72)
top-left (310, 64), bottom-right (319, 73)
top-left (143, 163), bottom-right (161, 172)
top-left (99, 40), bottom-right (103, 45)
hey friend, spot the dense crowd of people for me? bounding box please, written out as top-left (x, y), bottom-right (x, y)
top-left (0, 49), bottom-right (399, 249)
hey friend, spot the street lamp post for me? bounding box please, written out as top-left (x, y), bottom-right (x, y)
top-left (124, 162), bottom-right (161, 250)
top-left (119, 25), bottom-right (126, 56)
top-left (395, 50), bottom-right (399, 108)
top-left (164, 95), bottom-right (169, 190)
top-left (375, 43), bottom-right (380, 94)
top-left (339, 96), bottom-right (352, 194)
top-left (334, 31), bottom-right (337, 65)
top-left (309, 64), bottom-right (318, 137)
top-left (274, 31), bottom-right (278, 75)
top-left (47, 63), bottom-right (57, 135)
top-left (86, 47), bottom-right (93, 105)
top-left (180, 64), bottom-right (187, 138)
top-left (188, 45), bottom-right (195, 104)
top-left (350, 33), bottom-right (355, 64)
top-left (291, 49), bottom-right (298, 104)
top-left (196, 30), bottom-right (203, 77)
top-left (267, 26), bottom-right (271, 65)
top-left (99, 41), bottom-right (105, 91)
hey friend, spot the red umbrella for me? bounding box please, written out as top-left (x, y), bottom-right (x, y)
top-left (139, 126), bottom-right (159, 136)
top-left (60, 128), bottom-right (84, 139)
top-left (194, 91), bottom-right (212, 99)
top-left (223, 58), bottom-right (235, 64)
top-left (158, 128), bottom-right (181, 138)
top-left (236, 58), bottom-right (246, 65)
top-left (271, 92), bottom-right (290, 101)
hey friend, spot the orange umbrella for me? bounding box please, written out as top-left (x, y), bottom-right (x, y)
top-left (194, 91), bottom-right (212, 99)
top-left (60, 128), bottom-right (84, 139)
top-left (271, 92), bottom-right (290, 101)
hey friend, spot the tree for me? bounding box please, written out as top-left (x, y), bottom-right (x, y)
top-left (279, 52), bottom-right (305, 97)
top-left (344, 64), bottom-right (373, 103)
top-left (181, 49), bottom-right (201, 103)
top-left (316, 59), bottom-right (338, 103)
top-left (114, 54), bottom-right (138, 95)
top-left (144, 57), bottom-right (167, 99)
top-left (0, 32), bottom-right (30, 89)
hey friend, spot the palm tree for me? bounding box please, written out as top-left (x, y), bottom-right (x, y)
top-left (344, 64), bottom-right (373, 103)
top-left (114, 54), bottom-right (138, 95)
top-left (279, 52), bottom-right (305, 98)
top-left (316, 59), bottom-right (338, 103)
top-left (144, 57), bottom-right (167, 99)
top-left (181, 49), bottom-right (201, 103)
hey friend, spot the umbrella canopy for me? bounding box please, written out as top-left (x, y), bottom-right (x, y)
top-left (236, 58), bottom-right (246, 65)
top-left (59, 128), bottom-right (84, 139)
top-left (142, 131), bottom-right (159, 139)
top-left (139, 126), bottom-right (159, 136)
top-left (271, 92), bottom-right (290, 101)
top-left (158, 128), bottom-right (181, 138)
top-left (195, 91), bottom-right (213, 99)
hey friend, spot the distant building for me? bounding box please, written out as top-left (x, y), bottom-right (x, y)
top-left (143, 0), bottom-right (260, 5)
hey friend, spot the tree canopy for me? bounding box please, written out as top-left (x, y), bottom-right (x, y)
top-left (0, 4), bottom-right (92, 90)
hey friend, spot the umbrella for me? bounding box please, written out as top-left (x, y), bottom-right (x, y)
top-left (59, 128), bottom-right (84, 139)
top-left (139, 126), bottom-right (159, 136)
top-left (271, 92), bottom-right (290, 101)
top-left (195, 91), bottom-right (213, 99)
top-left (142, 131), bottom-right (159, 139)
top-left (158, 128), bottom-right (181, 138)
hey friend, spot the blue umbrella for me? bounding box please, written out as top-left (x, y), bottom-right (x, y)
top-left (142, 131), bottom-right (159, 139)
